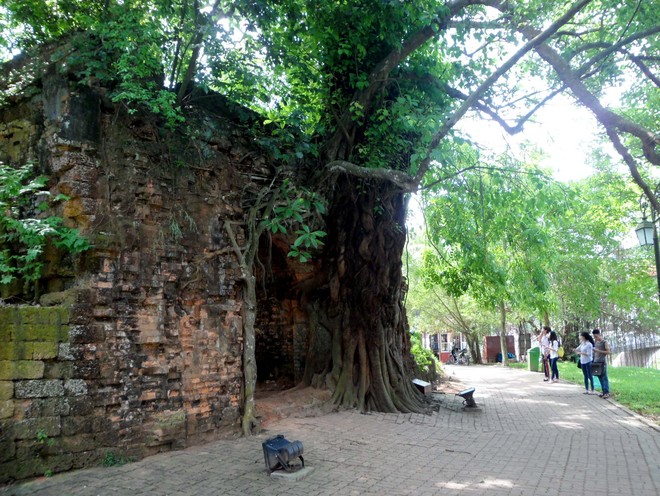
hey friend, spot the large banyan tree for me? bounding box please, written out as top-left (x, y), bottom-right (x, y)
top-left (2, 0), bottom-right (658, 429)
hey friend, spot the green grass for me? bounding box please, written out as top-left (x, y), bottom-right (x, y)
top-left (101, 451), bottom-right (135, 467)
top-left (508, 361), bottom-right (660, 420)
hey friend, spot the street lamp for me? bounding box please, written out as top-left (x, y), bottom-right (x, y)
top-left (635, 184), bottom-right (660, 303)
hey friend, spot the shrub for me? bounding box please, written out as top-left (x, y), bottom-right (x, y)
top-left (410, 331), bottom-right (440, 377)
top-left (0, 162), bottom-right (90, 290)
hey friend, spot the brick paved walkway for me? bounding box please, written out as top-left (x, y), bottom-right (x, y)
top-left (3, 365), bottom-right (659, 496)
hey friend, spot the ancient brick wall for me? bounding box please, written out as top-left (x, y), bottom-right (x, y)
top-left (0, 64), bottom-right (310, 482)
top-left (0, 306), bottom-right (89, 479)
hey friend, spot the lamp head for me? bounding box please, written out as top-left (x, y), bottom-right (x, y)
top-left (635, 219), bottom-right (655, 247)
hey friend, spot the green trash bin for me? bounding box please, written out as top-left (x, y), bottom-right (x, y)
top-left (528, 347), bottom-right (540, 372)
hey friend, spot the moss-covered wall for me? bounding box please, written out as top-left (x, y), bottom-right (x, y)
top-left (0, 55), bottom-right (312, 484)
top-left (0, 305), bottom-right (91, 480)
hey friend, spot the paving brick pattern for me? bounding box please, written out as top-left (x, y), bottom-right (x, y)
top-left (3, 365), bottom-right (659, 496)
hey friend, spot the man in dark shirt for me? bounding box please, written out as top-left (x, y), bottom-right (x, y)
top-left (592, 329), bottom-right (611, 399)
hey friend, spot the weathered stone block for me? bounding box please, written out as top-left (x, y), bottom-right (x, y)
top-left (35, 307), bottom-right (62, 326)
top-left (68, 324), bottom-right (104, 343)
top-left (16, 360), bottom-right (45, 379)
top-left (0, 362), bottom-right (12, 380)
top-left (0, 361), bottom-right (44, 380)
top-left (56, 324), bottom-right (71, 342)
top-left (11, 416), bottom-right (61, 440)
top-left (0, 460), bottom-right (18, 484)
top-left (15, 439), bottom-right (48, 459)
top-left (44, 453), bottom-right (75, 474)
top-left (0, 381), bottom-right (13, 400)
top-left (93, 428), bottom-right (120, 447)
top-left (0, 324), bottom-right (11, 344)
top-left (68, 396), bottom-right (94, 416)
top-left (15, 306), bottom-right (38, 326)
top-left (21, 307), bottom-right (66, 327)
top-left (15, 380), bottom-right (64, 398)
top-left (38, 290), bottom-right (76, 307)
top-left (71, 449), bottom-right (101, 469)
top-left (62, 415), bottom-right (92, 436)
top-left (64, 379), bottom-right (88, 396)
top-left (13, 324), bottom-right (60, 342)
top-left (91, 416), bottom-right (113, 433)
top-left (60, 434), bottom-right (96, 453)
top-left (74, 360), bottom-right (100, 379)
top-left (30, 342), bottom-right (59, 360)
top-left (17, 397), bottom-right (71, 418)
top-left (42, 397), bottom-right (71, 417)
top-left (57, 307), bottom-right (71, 325)
top-left (0, 438), bottom-right (15, 463)
top-left (0, 341), bottom-right (26, 360)
top-left (44, 361), bottom-right (74, 379)
top-left (58, 343), bottom-right (76, 361)
top-left (0, 307), bottom-right (18, 330)
top-left (146, 411), bottom-right (186, 447)
top-left (0, 400), bottom-right (14, 419)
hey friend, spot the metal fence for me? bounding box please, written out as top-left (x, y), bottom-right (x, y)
top-left (607, 329), bottom-right (660, 369)
top-left (590, 313), bottom-right (660, 369)
top-left (558, 315), bottom-right (660, 369)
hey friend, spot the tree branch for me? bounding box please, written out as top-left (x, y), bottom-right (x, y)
top-left (604, 125), bottom-right (660, 215)
top-left (574, 26), bottom-right (660, 78)
top-left (327, 160), bottom-right (418, 192)
top-left (412, 0), bottom-right (594, 186)
top-left (495, 8), bottom-right (660, 167)
top-left (444, 84), bottom-right (564, 135)
top-left (627, 53), bottom-right (660, 88)
top-left (176, 0), bottom-right (225, 105)
top-left (324, 0), bottom-right (486, 160)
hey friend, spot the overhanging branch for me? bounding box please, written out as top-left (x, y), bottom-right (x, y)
top-left (495, 8), bottom-right (660, 167)
top-left (488, 0), bottom-right (660, 208)
top-left (327, 160), bottom-right (418, 192)
top-left (604, 126), bottom-right (660, 215)
top-left (627, 53), bottom-right (660, 88)
top-left (412, 0), bottom-right (594, 186)
top-left (574, 26), bottom-right (660, 78)
top-left (444, 84), bottom-right (565, 135)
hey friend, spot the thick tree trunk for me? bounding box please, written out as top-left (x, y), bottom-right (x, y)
top-left (301, 176), bottom-right (425, 412)
top-left (241, 269), bottom-right (259, 435)
top-left (542, 310), bottom-right (551, 328)
top-left (466, 333), bottom-right (481, 364)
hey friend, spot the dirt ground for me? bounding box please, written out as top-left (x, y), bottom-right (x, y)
top-left (255, 386), bottom-right (334, 428)
top-left (254, 371), bottom-right (464, 428)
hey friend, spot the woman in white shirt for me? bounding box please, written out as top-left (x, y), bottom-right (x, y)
top-left (575, 332), bottom-right (595, 394)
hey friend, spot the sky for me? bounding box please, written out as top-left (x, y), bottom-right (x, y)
top-left (407, 95), bottom-right (607, 232)
top-left (457, 94), bottom-right (601, 183)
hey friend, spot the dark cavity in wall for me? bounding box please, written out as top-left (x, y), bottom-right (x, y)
top-left (254, 235), bottom-right (300, 391)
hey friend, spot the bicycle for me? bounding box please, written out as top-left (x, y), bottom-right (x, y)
top-left (445, 349), bottom-right (470, 365)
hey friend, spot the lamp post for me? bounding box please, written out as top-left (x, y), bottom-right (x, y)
top-left (635, 183), bottom-right (660, 303)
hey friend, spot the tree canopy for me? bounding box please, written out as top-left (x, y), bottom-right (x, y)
top-left (2, 1), bottom-right (657, 187)
top-left (1, 0), bottom-right (658, 419)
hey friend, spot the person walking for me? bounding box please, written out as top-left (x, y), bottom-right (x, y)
top-left (539, 326), bottom-right (551, 382)
top-left (547, 331), bottom-right (560, 383)
top-left (592, 329), bottom-right (611, 399)
top-left (575, 332), bottom-right (595, 394)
